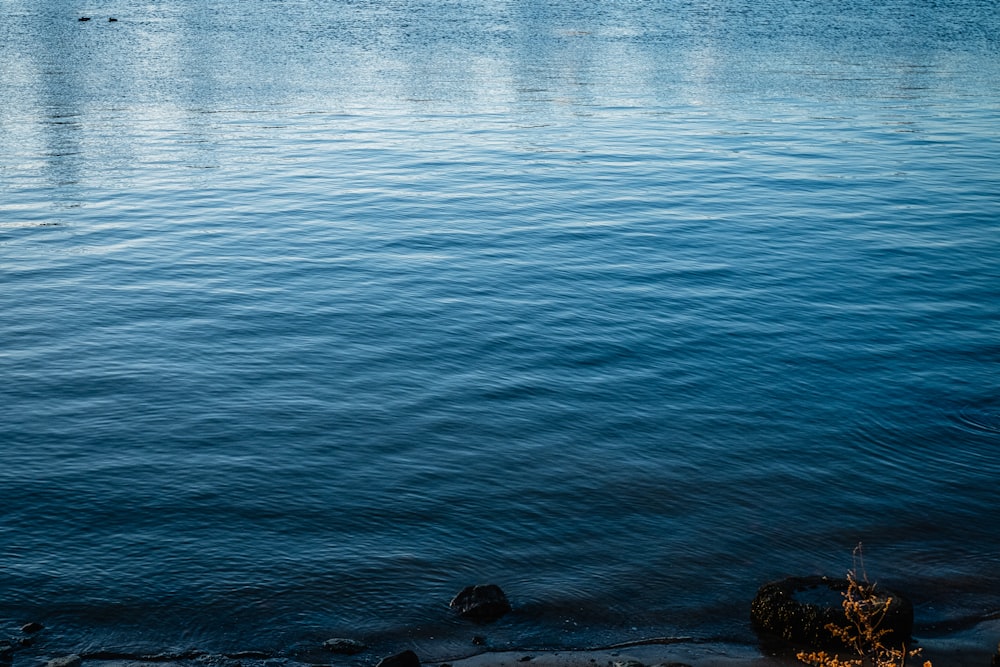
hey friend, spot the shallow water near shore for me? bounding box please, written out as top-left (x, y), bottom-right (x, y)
top-left (2, 0), bottom-right (999, 661)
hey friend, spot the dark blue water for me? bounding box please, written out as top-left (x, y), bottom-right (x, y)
top-left (2, 0), bottom-right (999, 661)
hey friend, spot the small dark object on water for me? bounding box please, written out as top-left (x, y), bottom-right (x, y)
top-left (450, 584), bottom-right (512, 623)
top-left (518, 657), bottom-right (532, 663)
top-left (322, 638), bottom-right (367, 655)
top-left (108, 17), bottom-right (118, 22)
top-left (376, 651), bottom-right (420, 667)
top-left (78, 17), bottom-right (91, 21)
top-left (21, 622), bottom-right (44, 634)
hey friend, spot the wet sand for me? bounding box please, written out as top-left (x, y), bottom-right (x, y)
top-left (433, 621), bottom-right (1000, 667)
top-left (43, 617), bottom-right (999, 667)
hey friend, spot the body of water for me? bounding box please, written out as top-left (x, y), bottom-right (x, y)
top-left (2, 0), bottom-right (999, 661)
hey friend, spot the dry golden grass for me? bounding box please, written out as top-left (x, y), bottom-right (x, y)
top-left (795, 545), bottom-right (929, 667)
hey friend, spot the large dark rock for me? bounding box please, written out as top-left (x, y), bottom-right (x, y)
top-left (375, 650), bottom-right (420, 667)
top-left (750, 575), bottom-right (913, 653)
top-left (21, 622), bottom-right (44, 634)
top-left (450, 584), bottom-right (512, 623)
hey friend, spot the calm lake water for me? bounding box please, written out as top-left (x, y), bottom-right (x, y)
top-left (2, 0), bottom-right (999, 661)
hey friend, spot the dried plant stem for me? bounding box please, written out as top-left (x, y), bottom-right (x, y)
top-left (796, 545), bottom-right (930, 667)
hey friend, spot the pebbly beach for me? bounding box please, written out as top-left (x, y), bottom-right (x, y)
top-left (8, 582), bottom-right (1000, 667)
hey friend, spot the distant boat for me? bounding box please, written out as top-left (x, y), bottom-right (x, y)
top-left (108, 17), bottom-right (118, 22)
top-left (78, 16), bottom-right (91, 21)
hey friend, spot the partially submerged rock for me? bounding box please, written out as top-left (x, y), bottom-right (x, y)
top-left (750, 575), bottom-right (913, 652)
top-left (450, 584), bottom-right (512, 623)
top-left (376, 650), bottom-right (421, 667)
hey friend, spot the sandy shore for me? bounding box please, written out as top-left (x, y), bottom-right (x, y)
top-left (51, 643), bottom-right (991, 667)
top-left (431, 619), bottom-right (1000, 667)
top-left (435, 635), bottom-right (997, 667)
top-left (18, 617), bottom-right (997, 667)
top-left (34, 617), bottom-right (998, 667)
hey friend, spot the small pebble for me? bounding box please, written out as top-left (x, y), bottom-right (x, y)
top-left (613, 661), bottom-right (644, 667)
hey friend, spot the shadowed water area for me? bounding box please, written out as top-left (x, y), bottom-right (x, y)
top-left (1, 0), bottom-right (999, 662)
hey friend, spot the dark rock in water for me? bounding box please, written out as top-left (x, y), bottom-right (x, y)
top-left (375, 650), bottom-right (420, 667)
top-left (450, 584), bottom-right (512, 622)
top-left (46, 656), bottom-right (83, 667)
top-left (750, 575), bottom-right (913, 652)
top-left (322, 638), bottom-right (367, 655)
top-left (78, 17), bottom-right (91, 21)
top-left (21, 622), bottom-right (44, 634)
top-left (108, 17), bottom-right (118, 22)
top-left (0, 642), bottom-right (13, 666)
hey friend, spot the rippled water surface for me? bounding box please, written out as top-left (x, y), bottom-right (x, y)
top-left (2, 0), bottom-right (999, 660)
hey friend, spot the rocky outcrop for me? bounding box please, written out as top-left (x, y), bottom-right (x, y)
top-left (450, 584), bottom-right (512, 623)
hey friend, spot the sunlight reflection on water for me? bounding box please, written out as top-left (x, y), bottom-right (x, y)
top-left (1, 0), bottom-right (999, 658)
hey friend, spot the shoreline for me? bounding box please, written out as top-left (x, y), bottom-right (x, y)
top-left (19, 618), bottom-right (1000, 667)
